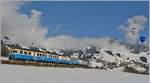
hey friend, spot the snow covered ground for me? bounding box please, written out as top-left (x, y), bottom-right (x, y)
top-left (0, 64), bottom-right (149, 83)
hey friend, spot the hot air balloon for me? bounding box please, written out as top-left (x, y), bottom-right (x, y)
top-left (130, 27), bottom-right (136, 35)
top-left (140, 36), bottom-right (146, 44)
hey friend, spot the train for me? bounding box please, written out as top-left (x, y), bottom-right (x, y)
top-left (2, 44), bottom-right (88, 66)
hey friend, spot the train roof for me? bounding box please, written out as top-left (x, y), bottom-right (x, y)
top-left (5, 44), bottom-right (64, 56)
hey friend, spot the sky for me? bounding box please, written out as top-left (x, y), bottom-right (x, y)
top-left (2, 1), bottom-right (149, 50)
top-left (18, 1), bottom-right (149, 40)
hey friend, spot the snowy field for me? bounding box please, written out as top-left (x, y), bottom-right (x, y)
top-left (0, 64), bottom-right (149, 83)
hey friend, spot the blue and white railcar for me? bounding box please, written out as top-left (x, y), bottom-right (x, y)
top-left (8, 48), bottom-right (81, 65)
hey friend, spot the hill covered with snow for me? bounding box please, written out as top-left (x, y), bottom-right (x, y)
top-left (67, 45), bottom-right (149, 74)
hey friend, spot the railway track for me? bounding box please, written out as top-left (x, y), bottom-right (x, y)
top-left (1, 60), bottom-right (89, 68)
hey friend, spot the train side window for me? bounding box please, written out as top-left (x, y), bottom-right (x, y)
top-left (55, 56), bottom-right (57, 59)
top-left (49, 54), bottom-right (51, 58)
top-left (53, 55), bottom-right (55, 58)
top-left (20, 51), bottom-right (23, 54)
top-left (37, 53), bottom-right (39, 56)
top-left (45, 54), bottom-right (47, 57)
top-left (28, 52), bottom-right (31, 55)
top-left (12, 50), bottom-right (15, 53)
top-left (47, 54), bottom-right (48, 57)
top-left (13, 50), bottom-right (17, 53)
top-left (56, 56), bottom-right (57, 59)
top-left (24, 51), bottom-right (27, 55)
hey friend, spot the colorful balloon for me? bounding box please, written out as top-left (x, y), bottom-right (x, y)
top-left (140, 36), bottom-right (146, 43)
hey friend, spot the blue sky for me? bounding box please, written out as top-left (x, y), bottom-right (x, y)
top-left (19, 1), bottom-right (149, 41)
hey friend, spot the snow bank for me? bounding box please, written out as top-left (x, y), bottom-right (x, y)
top-left (0, 57), bottom-right (9, 61)
top-left (89, 61), bottom-right (103, 68)
top-left (0, 64), bottom-right (148, 83)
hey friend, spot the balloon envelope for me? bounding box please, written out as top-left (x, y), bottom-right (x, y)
top-left (140, 36), bottom-right (146, 43)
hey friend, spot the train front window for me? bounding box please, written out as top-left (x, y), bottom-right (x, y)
top-left (11, 50), bottom-right (13, 53)
top-left (8, 50), bottom-right (11, 54)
